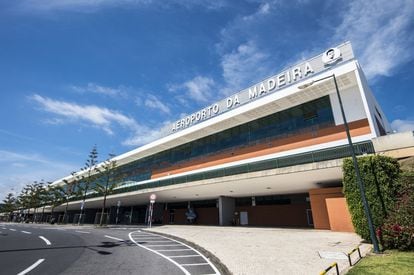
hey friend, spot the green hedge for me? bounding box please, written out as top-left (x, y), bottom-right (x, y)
top-left (343, 155), bottom-right (401, 242)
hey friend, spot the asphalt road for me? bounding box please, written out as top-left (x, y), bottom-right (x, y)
top-left (0, 222), bottom-right (218, 275)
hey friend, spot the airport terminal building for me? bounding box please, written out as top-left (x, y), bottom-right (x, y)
top-left (52, 42), bottom-right (394, 231)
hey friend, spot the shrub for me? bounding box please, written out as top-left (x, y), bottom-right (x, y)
top-left (343, 155), bottom-right (401, 242)
top-left (381, 172), bottom-right (414, 251)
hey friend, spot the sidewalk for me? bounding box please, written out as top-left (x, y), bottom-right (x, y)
top-left (147, 225), bottom-right (371, 275)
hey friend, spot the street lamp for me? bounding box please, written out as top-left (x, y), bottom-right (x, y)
top-left (298, 74), bottom-right (380, 253)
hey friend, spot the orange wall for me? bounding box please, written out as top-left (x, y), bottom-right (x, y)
top-left (236, 203), bottom-right (311, 227)
top-left (326, 198), bottom-right (355, 232)
top-left (309, 187), bottom-right (344, 230)
top-left (152, 119), bottom-right (370, 179)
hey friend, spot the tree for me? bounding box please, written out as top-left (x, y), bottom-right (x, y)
top-left (93, 155), bottom-right (119, 226)
top-left (1, 193), bottom-right (17, 221)
top-left (77, 145), bottom-right (99, 224)
top-left (47, 185), bottom-right (66, 222)
top-left (61, 179), bottom-right (79, 223)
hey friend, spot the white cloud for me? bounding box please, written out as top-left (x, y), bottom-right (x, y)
top-left (391, 119), bottom-right (414, 133)
top-left (333, 0), bottom-right (414, 80)
top-left (183, 76), bottom-right (215, 103)
top-left (16, 0), bottom-right (228, 12)
top-left (122, 120), bottom-right (173, 146)
top-left (169, 40), bottom-right (272, 103)
top-left (145, 94), bottom-right (171, 114)
top-left (30, 94), bottom-right (138, 135)
top-left (170, 76), bottom-right (216, 104)
top-left (0, 150), bottom-right (78, 199)
top-left (30, 94), bottom-right (172, 147)
top-left (71, 83), bottom-right (127, 98)
top-left (220, 41), bottom-right (271, 95)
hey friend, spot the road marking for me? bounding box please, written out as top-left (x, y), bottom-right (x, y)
top-left (21, 231), bottom-right (32, 234)
top-left (1, 227), bottom-right (6, 230)
top-left (145, 244), bottom-right (184, 247)
top-left (155, 249), bottom-right (192, 252)
top-left (75, 230), bottom-right (90, 234)
top-left (181, 263), bottom-right (210, 266)
top-left (17, 258), bottom-right (45, 275)
top-left (9, 228), bottom-right (16, 231)
top-left (169, 255), bottom-right (201, 258)
top-left (137, 240), bottom-right (173, 243)
top-left (39, 236), bottom-right (51, 245)
top-left (129, 231), bottom-right (221, 275)
top-left (104, 235), bottom-right (124, 242)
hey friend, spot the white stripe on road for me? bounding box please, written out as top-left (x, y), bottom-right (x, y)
top-left (129, 232), bottom-right (191, 275)
top-left (104, 235), bottom-right (124, 242)
top-left (17, 258), bottom-right (45, 275)
top-left (75, 231), bottom-right (90, 234)
top-left (137, 240), bottom-right (173, 243)
top-left (1, 227), bottom-right (6, 230)
top-left (39, 236), bottom-right (51, 245)
top-left (181, 263), bottom-right (210, 266)
top-left (9, 228), bottom-right (16, 231)
top-left (21, 231), bottom-right (32, 234)
top-left (129, 230), bottom-right (221, 275)
top-left (155, 249), bottom-right (192, 252)
top-left (145, 244), bottom-right (184, 247)
top-left (169, 255), bottom-right (202, 258)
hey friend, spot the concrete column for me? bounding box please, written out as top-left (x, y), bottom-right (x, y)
top-left (218, 196), bottom-right (235, 226)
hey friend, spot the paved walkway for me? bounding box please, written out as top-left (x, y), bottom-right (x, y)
top-left (147, 225), bottom-right (371, 275)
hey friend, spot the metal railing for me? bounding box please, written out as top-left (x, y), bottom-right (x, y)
top-left (319, 262), bottom-right (339, 275)
top-left (347, 246), bottom-right (362, 266)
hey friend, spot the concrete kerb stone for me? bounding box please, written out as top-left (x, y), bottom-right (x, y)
top-left (142, 229), bottom-right (231, 275)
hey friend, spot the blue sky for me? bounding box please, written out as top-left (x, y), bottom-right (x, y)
top-left (1, 0), bottom-right (414, 199)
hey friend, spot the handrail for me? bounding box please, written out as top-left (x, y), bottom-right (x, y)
top-left (319, 262), bottom-right (339, 275)
top-left (347, 245), bottom-right (362, 266)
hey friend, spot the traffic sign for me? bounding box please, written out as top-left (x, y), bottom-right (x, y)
top-left (150, 194), bottom-right (157, 201)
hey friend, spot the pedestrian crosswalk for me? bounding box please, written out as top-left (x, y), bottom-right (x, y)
top-left (129, 230), bottom-right (220, 275)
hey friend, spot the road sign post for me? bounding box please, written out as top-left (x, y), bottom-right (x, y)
top-left (116, 200), bottom-right (121, 225)
top-left (148, 194), bottom-right (156, 228)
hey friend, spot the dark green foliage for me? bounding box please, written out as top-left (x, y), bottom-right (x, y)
top-left (381, 172), bottom-right (414, 251)
top-left (343, 155), bottom-right (401, 242)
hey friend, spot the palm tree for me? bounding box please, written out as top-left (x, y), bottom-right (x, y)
top-left (93, 155), bottom-right (119, 226)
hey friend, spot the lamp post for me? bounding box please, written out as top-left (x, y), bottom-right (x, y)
top-left (298, 74), bottom-right (380, 253)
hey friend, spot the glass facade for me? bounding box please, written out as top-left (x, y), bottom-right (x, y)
top-left (65, 93), bottom-right (377, 201)
top-left (116, 95), bottom-right (335, 184)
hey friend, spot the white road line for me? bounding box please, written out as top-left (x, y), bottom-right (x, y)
top-left (138, 240), bottom-right (174, 243)
top-left (39, 236), bottom-right (51, 245)
top-left (134, 230), bottom-right (220, 275)
top-left (155, 249), bottom-right (192, 252)
top-left (132, 238), bottom-right (163, 240)
top-left (181, 263), bottom-right (210, 266)
top-left (1, 227), bottom-right (6, 230)
top-left (9, 228), bottom-right (16, 231)
top-left (21, 231), bottom-right (32, 234)
top-left (169, 255), bottom-right (202, 258)
top-left (129, 232), bottom-right (191, 275)
top-left (75, 231), bottom-right (90, 234)
top-left (104, 235), bottom-right (124, 242)
top-left (17, 258), bottom-right (45, 275)
top-left (145, 244), bottom-right (184, 247)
